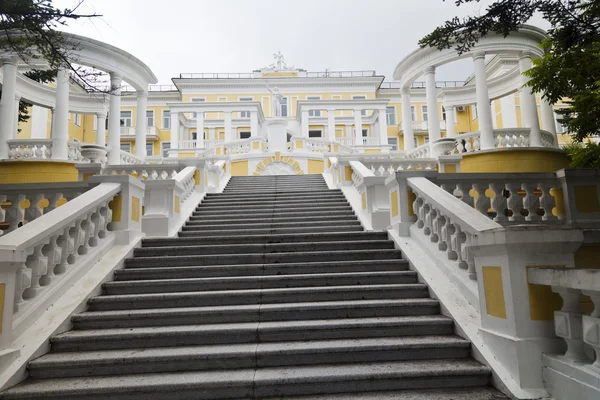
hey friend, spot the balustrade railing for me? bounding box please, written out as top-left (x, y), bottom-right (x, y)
top-left (0, 182), bottom-right (90, 236)
top-left (7, 140), bottom-right (84, 162)
top-left (452, 128), bottom-right (557, 154)
top-left (101, 164), bottom-right (183, 180)
top-left (178, 140), bottom-right (198, 150)
top-left (0, 182), bottom-right (121, 339)
top-left (433, 173), bottom-right (561, 224)
top-left (362, 159), bottom-right (437, 176)
top-left (119, 150), bottom-right (144, 165)
top-left (335, 137), bottom-right (380, 147)
top-left (407, 143), bottom-right (431, 159)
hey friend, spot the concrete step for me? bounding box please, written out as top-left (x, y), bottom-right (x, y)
top-left (197, 198), bottom-right (348, 208)
top-left (124, 249), bottom-right (403, 268)
top-left (221, 189), bottom-right (334, 196)
top-left (103, 271), bottom-right (418, 295)
top-left (195, 202), bottom-right (349, 211)
top-left (178, 225), bottom-right (365, 237)
top-left (51, 316), bottom-right (453, 351)
top-left (72, 298), bottom-right (439, 329)
top-left (1, 359), bottom-right (490, 399)
top-left (133, 240), bottom-right (394, 258)
top-left (191, 205), bottom-right (353, 216)
top-left (115, 259), bottom-right (409, 280)
top-left (88, 283), bottom-right (428, 311)
top-left (205, 189), bottom-right (341, 199)
top-left (188, 209), bottom-right (355, 221)
top-left (185, 215), bottom-right (357, 226)
top-left (199, 196), bottom-right (347, 206)
top-left (29, 336), bottom-right (470, 379)
top-left (142, 231), bottom-right (388, 247)
top-left (181, 220), bottom-right (362, 232)
top-left (265, 388), bottom-right (509, 400)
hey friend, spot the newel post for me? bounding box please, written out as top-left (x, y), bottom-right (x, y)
top-left (386, 171), bottom-right (437, 236)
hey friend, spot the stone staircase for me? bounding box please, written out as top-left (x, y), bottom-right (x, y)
top-left (1, 175), bottom-right (507, 399)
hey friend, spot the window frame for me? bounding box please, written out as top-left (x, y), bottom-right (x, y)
top-left (120, 110), bottom-right (132, 127)
top-left (120, 143), bottom-right (131, 152)
top-left (161, 141), bottom-right (171, 157)
top-left (308, 129), bottom-right (322, 138)
top-left (146, 142), bottom-right (154, 156)
top-left (410, 105), bottom-right (416, 122)
top-left (280, 96), bottom-right (288, 117)
top-left (162, 110), bottom-right (171, 129)
top-left (238, 97), bottom-right (253, 118)
top-left (421, 105), bottom-right (428, 122)
top-left (239, 131), bottom-right (251, 139)
top-left (307, 96), bottom-right (321, 117)
top-left (386, 106), bottom-right (396, 125)
top-left (352, 95), bottom-right (367, 116)
top-left (387, 137), bottom-right (398, 150)
top-left (146, 110), bottom-right (154, 127)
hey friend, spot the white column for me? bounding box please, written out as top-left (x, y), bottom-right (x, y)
top-left (327, 108), bottom-right (336, 142)
top-left (354, 108), bottom-right (363, 145)
top-left (134, 90), bottom-right (148, 159)
top-left (208, 127), bottom-right (215, 142)
top-left (424, 66), bottom-right (441, 142)
top-left (473, 52), bottom-right (495, 149)
top-left (224, 111), bottom-right (232, 142)
top-left (96, 112), bottom-right (107, 146)
top-left (30, 106), bottom-right (48, 139)
top-left (250, 110), bottom-right (258, 138)
top-left (53, 64), bottom-right (70, 160)
top-left (540, 95), bottom-right (557, 136)
top-left (169, 111), bottom-right (178, 158)
top-left (196, 111), bottom-right (204, 148)
top-left (14, 96), bottom-right (20, 137)
top-left (378, 107), bottom-right (388, 146)
top-left (445, 105), bottom-right (456, 137)
top-left (107, 72), bottom-right (122, 165)
top-left (301, 110), bottom-right (309, 137)
top-left (0, 56), bottom-right (18, 158)
top-left (401, 88), bottom-right (415, 152)
top-left (519, 51), bottom-right (542, 147)
top-left (501, 94), bottom-right (518, 128)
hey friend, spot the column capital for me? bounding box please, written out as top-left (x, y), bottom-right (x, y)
top-left (109, 71), bottom-right (123, 80)
top-left (423, 66), bottom-right (435, 75)
top-left (519, 50), bottom-right (535, 60)
top-left (136, 89), bottom-right (148, 99)
top-left (444, 104), bottom-right (455, 110)
top-left (1, 56), bottom-right (18, 66)
top-left (96, 111), bottom-right (107, 119)
top-left (224, 110), bottom-right (232, 116)
top-left (170, 110), bottom-right (178, 117)
top-left (472, 51), bottom-right (486, 60)
top-left (327, 107), bottom-right (336, 113)
top-left (401, 87), bottom-right (411, 95)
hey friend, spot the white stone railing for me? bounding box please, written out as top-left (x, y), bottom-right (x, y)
top-left (178, 140), bottom-right (198, 150)
top-left (175, 166), bottom-right (196, 203)
top-left (362, 159), bottom-right (438, 176)
top-left (0, 182), bottom-right (90, 236)
top-left (348, 161), bottom-right (390, 230)
top-left (433, 172), bottom-right (561, 224)
top-left (407, 176), bottom-right (503, 280)
top-left (205, 139), bottom-right (224, 148)
top-left (399, 120), bottom-right (447, 132)
top-left (452, 128), bottom-right (557, 154)
top-left (407, 142), bottom-right (430, 159)
top-left (288, 136), bottom-right (331, 153)
top-left (119, 150), bottom-right (144, 165)
top-left (527, 268), bottom-right (600, 377)
top-left (6, 139), bottom-right (84, 162)
top-left (224, 138), bottom-right (265, 155)
top-left (0, 183), bottom-right (118, 340)
top-left (204, 160), bottom-right (227, 192)
top-left (336, 137), bottom-right (380, 147)
top-left (120, 126), bottom-right (159, 137)
top-left (101, 164), bottom-right (184, 180)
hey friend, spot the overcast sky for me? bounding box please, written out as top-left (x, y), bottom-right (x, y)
top-left (53, 0), bottom-right (547, 85)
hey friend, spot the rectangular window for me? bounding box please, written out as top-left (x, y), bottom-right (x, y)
top-left (307, 97), bottom-right (321, 116)
top-left (362, 129), bottom-right (368, 137)
top-left (146, 142), bottom-right (154, 156)
top-left (442, 106), bottom-right (446, 121)
top-left (191, 98), bottom-right (206, 102)
top-left (281, 97), bottom-right (288, 117)
top-left (414, 137), bottom-right (418, 148)
top-left (120, 111), bottom-right (132, 127)
top-left (472, 104), bottom-right (478, 120)
top-left (120, 143), bottom-right (131, 152)
top-left (239, 131), bottom-right (251, 139)
top-left (146, 110), bottom-right (154, 127)
top-left (411, 105), bottom-right (416, 122)
top-left (424, 136), bottom-right (430, 144)
top-left (308, 130), bottom-right (322, 138)
top-left (388, 137), bottom-right (398, 150)
top-left (162, 110), bottom-right (170, 129)
top-left (161, 142), bottom-right (171, 157)
top-left (421, 106), bottom-right (428, 122)
top-left (74, 113), bottom-right (82, 127)
top-left (386, 106), bottom-right (396, 125)
top-left (239, 97), bottom-right (253, 118)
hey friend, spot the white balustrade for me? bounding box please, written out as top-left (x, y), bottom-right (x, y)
top-left (7, 139), bottom-right (53, 160)
top-left (407, 143), bottom-right (431, 159)
top-left (453, 128), bottom-right (557, 154)
top-left (0, 182), bottom-right (123, 341)
top-left (348, 160), bottom-right (390, 230)
top-left (304, 138), bottom-right (331, 153)
top-left (434, 173), bottom-right (561, 224)
top-left (336, 137), bottom-right (379, 147)
top-left (175, 166), bottom-right (196, 203)
top-left (528, 268), bottom-right (600, 379)
top-left (178, 140), bottom-right (197, 150)
top-left (119, 150), bottom-right (144, 165)
top-left (204, 160), bottom-right (227, 192)
top-left (205, 139), bottom-right (224, 149)
top-left (225, 140), bottom-right (251, 155)
top-left (407, 176), bottom-right (503, 280)
top-left (0, 183), bottom-right (90, 236)
top-left (120, 126), bottom-right (135, 137)
top-left (362, 159), bottom-right (437, 176)
top-left (101, 164), bottom-right (183, 181)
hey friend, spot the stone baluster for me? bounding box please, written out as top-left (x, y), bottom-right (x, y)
top-left (423, 205), bottom-right (435, 237)
top-left (553, 287), bottom-right (588, 361)
top-left (472, 183), bottom-right (489, 215)
top-left (538, 182), bottom-right (558, 221)
top-left (456, 183), bottom-right (473, 208)
top-left (22, 242), bottom-right (49, 300)
top-left (582, 290), bottom-right (600, 370)
top-left (522, 182), bottom-right (541, 222)
top-left (489, 182), bottom-right (508, 223)
top-left (414, 197), bottom-right (425, 229)
top-left (452, 225), bottom-right (468, 270)
top-left (506, 183), bottom-right (524, 223)
top-left (464, 233), bottom-right (477, 280)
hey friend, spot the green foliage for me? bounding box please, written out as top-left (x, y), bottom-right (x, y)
top-left (420, 0), bottom-right (600, 142)
top-left (564, 141), bottom-right (600, 168)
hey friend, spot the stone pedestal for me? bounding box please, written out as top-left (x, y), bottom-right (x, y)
top-left (266, 119), bottom-right (288, 152)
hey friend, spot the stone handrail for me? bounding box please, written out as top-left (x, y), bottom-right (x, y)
top-left (174, 166), bottom-right (196, 203)
top-left (101, 164), bottom-right (184, 180)
top-left (224, 138), bottom-right (265, 155)
top-left (407, 142), bottom-right (430, 159)
top-left (0, 182), bottom-right (120, 340)
top-left (452, 128), bottom-right (557, 154)
top-left (178, 140), bottom-right (198, 150)
top-left (289, 136), bottom-right (331, 153)
top-left (527, 268), bottom-right (600, 371)
top-left (7, 139), bottom-right (85, 162)
top-left (348, 161), bottom-right (391, 230)
top-left (204, 160), bottom-right (227, 192)
top-left (407, 176), bottom-right (503, 280)
top-left (362, 159), bottom-right (438, 176)
top-left (0, 182), bottom-right (91, 236)
top-left (433, 172), bottom-right (561, 224)
top-left (336, 137), bottom-right (380, 146)
top-left (119, 150), bottom-right (144, 165)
